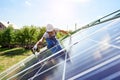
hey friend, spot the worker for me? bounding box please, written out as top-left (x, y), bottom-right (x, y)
top-left (32, 24), bottom-right (70, 60)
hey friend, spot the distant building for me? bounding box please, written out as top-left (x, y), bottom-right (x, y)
top-left (0, 21), bottom-right (8, 30)
top-left (0, 21), bottom-right (18, 30)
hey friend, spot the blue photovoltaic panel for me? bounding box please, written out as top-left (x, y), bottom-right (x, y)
top-left (0, 11), bottom-right (120, 80)
top-left (6, 18), bottom-right (120, 80)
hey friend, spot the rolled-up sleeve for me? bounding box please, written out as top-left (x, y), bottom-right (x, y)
top-left (54, 28), bottom-right (60, 32)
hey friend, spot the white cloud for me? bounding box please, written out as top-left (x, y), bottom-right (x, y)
top-left (25, 0), bottom-right (31, 6)
top-left (65, 0), bottom-right (91, 3)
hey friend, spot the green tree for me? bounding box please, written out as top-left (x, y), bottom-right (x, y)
top-left (1, 26), bottom-right (15, 48)
top-left (20, 26), bottom-right (31, 48)
top-left (15, 29), bottom-right (24, 46)
top-left (17, 25), bottom-right (39, 49)
top-left (27, 25), bottom-right (38, 49)
top-left (0, 30), bottom-right (3, 47)
top-left (0, 25), bottom-right (66, 49)
top-left (37, 27), bottom-right (46, 41)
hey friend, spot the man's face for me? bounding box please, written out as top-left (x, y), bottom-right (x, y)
top-left (47, 31), bottom-right (54, 35)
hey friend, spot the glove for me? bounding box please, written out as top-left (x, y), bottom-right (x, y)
top-left (32, 44), bottom-right (37, 53)
top-left (34, 45), bottom-right (37, 50)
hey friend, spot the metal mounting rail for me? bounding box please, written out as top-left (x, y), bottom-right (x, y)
top-left (73, 9), bottom-right (120, 34)
top-left (61, 9), bottom-right (120, 40)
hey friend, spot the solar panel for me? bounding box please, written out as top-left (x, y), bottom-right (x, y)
top-left (0, 10), bottom-right (120, 80)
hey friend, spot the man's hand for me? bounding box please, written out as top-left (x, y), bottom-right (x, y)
top-left (32, 44), bottom-right (37, 54)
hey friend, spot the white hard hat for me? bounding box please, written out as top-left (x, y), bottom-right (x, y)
top-left (46, 24), bottom-right (54, 32)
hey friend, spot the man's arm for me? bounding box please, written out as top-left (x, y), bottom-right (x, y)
top-left (35, 37), bottom-right (45, 46)
top-left (59, 30), bottom-right (70, 35)
top-left (32, 37), bottom-right (45, 52)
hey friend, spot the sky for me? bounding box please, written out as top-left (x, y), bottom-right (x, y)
top-left (0, 0), bottom-right (120, 30)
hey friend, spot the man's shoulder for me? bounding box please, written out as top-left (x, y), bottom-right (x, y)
top-left (54, 28), bottom-right (60, 32)
top-left (43, 32), bottom-right (49, 38)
